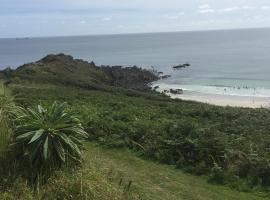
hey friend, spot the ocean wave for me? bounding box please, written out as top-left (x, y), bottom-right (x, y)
top-left (153, 83), bottom-right (270, 98)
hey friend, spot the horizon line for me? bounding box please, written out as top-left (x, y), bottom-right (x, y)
top-left (1, 26), bottom-right (270, 40)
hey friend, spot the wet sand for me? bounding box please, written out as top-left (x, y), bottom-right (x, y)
top-left (169, 93), bottom-right (270, 108)
top-left (153, 84), bottom-right (270, 108)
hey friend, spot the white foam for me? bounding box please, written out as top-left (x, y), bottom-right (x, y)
top-left (152, 82), bottom-right (270, 98)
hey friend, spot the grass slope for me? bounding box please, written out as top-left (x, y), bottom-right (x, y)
top-left (85, 142), bottom-right (267, 200)
top-left (1, 54), bottom-right (158, 91)
top-left (2, 53), bottom-right (270, 198)
top-left (12, 84), bottom-right (270, 192)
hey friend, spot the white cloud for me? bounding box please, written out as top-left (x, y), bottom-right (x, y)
top-left (242, 6), bottom-right (255, 10)
top-left (218, 6), bottom-right (241, 12)
top-left (0, 24), bottom-right (7, 28)
top-left (167, 15), bottom-right (179, 20)
top-left (254, 15), bottom-right (262, 20)
top-left (218, 5), bottom-right (256, 13)
top-left (199, 4), bottom-right (211, 9)
top-left (40, 20), bottom-right (48, 24)
top-left (79, 20), bottom-right (87, 24)
top-left (166, 11), bottom-right (185, 20)
top-left (101, 17), bottom-right (112, 21)
top-left (3, 0), bottom-right (270, 38)
top-left (199, 4), bottom-right (215, 14)
top-left (199, 9), bottom-right (215, 14)
top-left (178, 12), bottom-right (185, 16)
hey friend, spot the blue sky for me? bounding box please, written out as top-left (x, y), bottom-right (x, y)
top-left (1, 0), bottom-right (270, 38)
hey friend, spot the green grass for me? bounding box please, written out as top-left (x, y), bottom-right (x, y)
top-left (0, 82), bottom-right (11, 155)
top-left (0, 153), bottom-right (138, 200)
top-left (4, 55), bottom-right (270, 199)
top-left (84, 142), bottom-right (269, 200)
top-left (11, 84), bottom-right (270, 191)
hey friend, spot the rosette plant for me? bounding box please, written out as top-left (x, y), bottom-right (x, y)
top-left (12, 102), bottom-right (87, 177)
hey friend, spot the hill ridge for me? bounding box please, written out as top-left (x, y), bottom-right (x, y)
top-left (1, 53), bottom-right (159, 91)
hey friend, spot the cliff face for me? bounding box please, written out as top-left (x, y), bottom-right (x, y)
top-left (1, 54), bottom-right (159, 91)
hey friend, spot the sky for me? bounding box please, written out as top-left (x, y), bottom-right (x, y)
top-left (1, 0), bottom-right (270, 38)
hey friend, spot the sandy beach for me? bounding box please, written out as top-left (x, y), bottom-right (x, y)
top-left (153, 84), bottom-right (270, 108)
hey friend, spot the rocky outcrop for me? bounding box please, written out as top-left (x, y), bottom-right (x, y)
top-left (160, 75), bottom-right (171, 79)
top-left (172, 63), bottom-right (190, 70)
top-left (40, 53), bottom-right (74, 64)
top-left (169, 89), bottom-right (184, 95)
top-left (0, 54), bottom-right (160, 91)
top-left (101, 65), bottom-right (158, 90)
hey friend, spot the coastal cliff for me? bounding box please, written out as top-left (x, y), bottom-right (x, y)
top-left (0, 54), bottom-right (159, 91)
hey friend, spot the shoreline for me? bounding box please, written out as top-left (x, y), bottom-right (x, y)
top-left (153, 83), bottom-right (270, 108)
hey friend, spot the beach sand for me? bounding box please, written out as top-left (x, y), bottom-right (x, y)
top-left (169, 93), bottom-right (270, 108)
top-left (153, 84), bottom-right (270, 108)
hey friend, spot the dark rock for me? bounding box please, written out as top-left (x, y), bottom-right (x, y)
top-left (40, 53), bottom-right (74, 64)
top-left (160, 75), bottom-right (171, 79)
top-left (101, 64), bottom-right (159, 91)
top-left (172, 63), bottom-right (190, 70)
top-left (153, 86), bottom-right (160, 90)
top-left (90, 61), bottom-right (96, 67)
top-left (162, 90), bottom-right (169, 93)
top-left (3, 67), bottom-right (12, 72)
top-left (170, 89), bottom-right (183, 95)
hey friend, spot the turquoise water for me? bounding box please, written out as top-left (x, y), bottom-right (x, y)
top-left (1, 28), bottom-right (270, 97)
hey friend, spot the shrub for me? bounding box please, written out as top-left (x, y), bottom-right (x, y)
top-left (208, 163), bottom-right (225, 184)
top-left (11, 102), bottom-right (87, 180)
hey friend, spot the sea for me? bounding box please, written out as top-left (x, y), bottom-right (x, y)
top-left (1, 27), bottom-right (270, 98)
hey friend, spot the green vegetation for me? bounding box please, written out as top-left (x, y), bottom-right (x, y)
top-left (0, 155), bottom-right (139, 200)
top-left (2, 140), bottom-right (266, 200)
top-left (84, 142), bottom-right (268, 200)
top-left (1, 53), bottom-right (158, 91)
top-left (1, 54), bottom-right (270, 199)
top-left (11, 102), bottom-right (88, 180)
top-left (11, 84), bottom-right (270, 194)
top-left (0, 88), bottom-right (137, 199)
top-left (0, 82), bottom-right (12, 154)
top-left (0, 104), bottom-right (10, 154)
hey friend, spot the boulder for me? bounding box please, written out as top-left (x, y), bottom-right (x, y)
top-left (170, 89), bottom-right (183, 95)
top-left (160, 75), bottom-right (171, 79)
top-left (153, 85), bottom-right (160, 90)
top-left (172, 63), bottom-right (190, 70)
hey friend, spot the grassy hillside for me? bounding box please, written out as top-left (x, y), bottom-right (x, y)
top-left (0, 144), bottom-right (139, 200)
top-left (1, 54), bottom-right (158, 91)
top-left (2, 140), bottom-right (266, 200)
top-left (11, 84), bottom-right (270, 193)
top-left (85, 142), bottom-right (267, 200)
top-left (1, 54), bottom-right (270, 199)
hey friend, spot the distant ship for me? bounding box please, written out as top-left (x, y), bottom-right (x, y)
top-left (15, 37), bottom-right (30, 40)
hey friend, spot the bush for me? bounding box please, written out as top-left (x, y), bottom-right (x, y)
top-left (208, 163), bottom-right (225, 184)
top-left (11, 102), bottom-right (87, 181)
